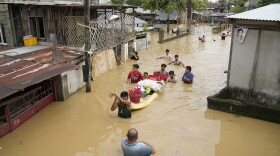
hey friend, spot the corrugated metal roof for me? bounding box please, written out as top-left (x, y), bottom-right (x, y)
top-left (135, 17), bottom-right (148, 24)
top-left (227, 4), bottom-right (280, 21)
top-left (0, 49), bottom-right (82, 99)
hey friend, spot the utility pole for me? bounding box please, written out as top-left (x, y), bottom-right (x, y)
top-left (186, 0), bottom-right (192, 33)
top-left (84, 0), bottom-right (91, 92)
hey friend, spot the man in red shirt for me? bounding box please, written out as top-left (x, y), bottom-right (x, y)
top-left (127, 64), bottom-right (144, 83)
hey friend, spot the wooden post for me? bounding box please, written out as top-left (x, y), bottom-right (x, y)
top-left (84, 0), bottom-right (91, 92)
top-left (186, 0), bottom-right (192, 33)
top-left (159, 28), bottom-right (164, 43)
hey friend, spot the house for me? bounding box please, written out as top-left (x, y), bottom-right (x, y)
top-left (207, 4), bottom-right (280, 123)
top-left (0, 0), bottom-right (135, 55)
top-left (192, 2), bottom-right (232, 23)
top-left (134, 17), bottom-right (153, 51)
top-left (127, 8), bottom-right (157, 25)
top-left (0, 0), bottom-right (136, 138)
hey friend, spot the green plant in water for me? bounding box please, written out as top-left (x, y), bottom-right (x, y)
top-left (143, 23), bottom-right (149, 32)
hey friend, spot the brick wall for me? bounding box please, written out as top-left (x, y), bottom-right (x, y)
top-left (0, 4), bottom-right (14, 50)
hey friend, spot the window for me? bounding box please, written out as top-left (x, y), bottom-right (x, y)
top-left (29, 8), bottom-right (45, 39)
top-left (0, 24), bottom-right (7, 45)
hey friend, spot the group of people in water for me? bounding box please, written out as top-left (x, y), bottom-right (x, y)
top-left (110, 49), bottom-right (194, 119)
top-left (110, 49), bottom-right (194, 155)
top-left (198, 31), bottom-right (230, 42)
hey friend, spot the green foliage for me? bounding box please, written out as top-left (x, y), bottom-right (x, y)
top-left (143, 23), bottom-right (149, 31)
top-left (192, 0), bottom-right (208, 10)
top-left (230, 5), bottom-right (246, 13)
top-left (230, 0), bottom-right (247, 13)
top-left (111, 0), bottom-right (125, 4)
top-left (126, 0), bottom-right (143, 6)
top-left (257, 0), bottom-right (280, 7)
top-left (142, 0), bottom-right (187, 13)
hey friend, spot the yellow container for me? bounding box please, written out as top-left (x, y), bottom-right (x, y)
top-left (23, 37), bottom-right (38, 46)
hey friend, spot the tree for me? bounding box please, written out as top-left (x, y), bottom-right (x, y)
top-left (192, 0), bottom-right (208, 10)
top-left (126, 0), bottom-right (143, 6)
top-left (110, 0), bottom-right (125, 4)
top-left (142, 0), bottom-right (187, 32)
top-left (257, 0), bottom-right (280, 7)
top-left (230, 0), bottom-right (246, 13)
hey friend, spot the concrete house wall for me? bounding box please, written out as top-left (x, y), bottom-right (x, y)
top-left (254, 31), bottom-right (280, 96)
top-left (229, 28), bottom-right (259, 89)
top-left (0, 4), bottom-right (14, 49)
top-left (229, 28), bottom-right (280, 97)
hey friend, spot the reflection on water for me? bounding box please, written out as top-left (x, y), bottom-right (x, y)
top-left (0, 26), bottom-right (280, 156)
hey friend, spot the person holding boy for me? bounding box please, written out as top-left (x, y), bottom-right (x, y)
top-left (182, 66), bottom-right (194, 84)
top-left (168, 55), bottom-right (185, 67)
top-left (167, 71), bottom-right (177, 83)
top-left (157, 49), bottom-right (173, 60)
top-left (127, 64), bottom-right (143, 84)
top-left (110, 91), bottom-right (131, 118)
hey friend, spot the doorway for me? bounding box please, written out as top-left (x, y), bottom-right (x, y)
top-left (30, 17), bottom-right (45, 39)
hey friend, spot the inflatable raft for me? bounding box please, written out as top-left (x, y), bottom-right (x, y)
top-left (131, 79), bottom-right (165, 110)
top-left (131, 93), bottom-right (159, 110)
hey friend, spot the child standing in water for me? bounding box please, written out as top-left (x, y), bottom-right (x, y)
top-left (167, 71), bottom-right (177, 83)
top-left (143, 72), bottom-right (149, 79)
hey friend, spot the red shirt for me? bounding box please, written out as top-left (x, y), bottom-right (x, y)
top-left (127, 71), bottom-right (143, 83)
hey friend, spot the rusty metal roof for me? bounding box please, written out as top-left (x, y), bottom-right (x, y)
top-left (227, 4), bottom-right (280, 22)
top-left (0, 49), bottom-right (82, 100)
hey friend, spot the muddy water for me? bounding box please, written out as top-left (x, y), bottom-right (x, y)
top-left (1, 27), bottom-right (280, 156)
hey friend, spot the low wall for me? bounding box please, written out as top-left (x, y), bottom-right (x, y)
top-left (92, 49), bottom-right (117, 78)
top-left (55, 61), bottom-right (85, 101)
top-left (56, 49), bottom-right (118, 101)
top-left (207, 87), bottom-right (280, 123)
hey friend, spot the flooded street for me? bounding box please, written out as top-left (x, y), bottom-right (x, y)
top-left (1, 27), bottom-right (280, 156)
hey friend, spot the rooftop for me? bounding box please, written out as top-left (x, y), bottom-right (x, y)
top-left (227, 4), bottom-right (280, 22)
top-left (0, 48), bottom-right (82, 99)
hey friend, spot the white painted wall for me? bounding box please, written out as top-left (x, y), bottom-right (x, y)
top-left (253, 31), bottom-right (280, 96)
top-left (121, 43), bottom-right (129, 62)
top-left (229, 29), bottom-right (259, 89)
top-left (136, 32), bottom-right (151, 51)
top-left (61, 61), bottom-right (85, 96)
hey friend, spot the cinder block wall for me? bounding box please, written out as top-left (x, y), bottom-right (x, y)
top-left (0, 4), bottom-right (14, 50)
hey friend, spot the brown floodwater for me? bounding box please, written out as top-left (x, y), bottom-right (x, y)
top-left (0, 26), bottom-right (280, 156)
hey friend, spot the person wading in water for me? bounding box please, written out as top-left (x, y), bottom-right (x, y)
top-left (121, 128), bottom-right (156, 156)
top-left (110, 91), bottom-right (131, 118)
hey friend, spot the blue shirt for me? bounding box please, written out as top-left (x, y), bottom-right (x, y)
top-left (121, 138), bottom-right (153, 156)
top-left (182, 72), bottom-right (194, 83)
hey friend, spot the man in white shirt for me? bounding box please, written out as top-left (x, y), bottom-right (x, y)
top-left (157, 49), bottom-right (173, 60)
